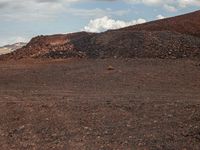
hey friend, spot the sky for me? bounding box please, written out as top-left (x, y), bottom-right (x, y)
top-left (0, 0), bottom-right (199, 46)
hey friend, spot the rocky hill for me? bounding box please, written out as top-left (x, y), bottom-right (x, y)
top-left (1, 10), bottom-right (200, 60)
top-left (0, 32), bottom-right (95, 60)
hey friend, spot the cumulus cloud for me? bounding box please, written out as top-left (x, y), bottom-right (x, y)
top-left (0, 0), bottom-right (66, 21)
top-left (156, 14), bottom-right (165, 19)
top-left (0, 0), bottom-right (198, 15)
top-left (127, 0), bottom-right (200, 12)
top-left (0, 36), bottom-right (28, 46)
top-left (83, 16), bottom-right (146, 32)
top-left (163, 4), bottom-right (177, 12)
top-left (67, 8), bottom-right (130, 18)
top-left (0, 0), bottom-right (131, 21)
top-left (178, 0), bottom-right (200, 7)
top-left (0, 0), bottom-right (198, 21)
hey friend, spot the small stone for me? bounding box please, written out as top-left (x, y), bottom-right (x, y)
top-left (153, 120), bottom-right (158, 123)
top-left (127, 124), bottom-right (131, 127)
top-left (84, 126), bottom-right (89, 130)
top-left (107, 65), bottom-right (115, 70)
top-left (19, 125), bottom-right (25, 130)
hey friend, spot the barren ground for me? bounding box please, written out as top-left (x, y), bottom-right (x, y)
top-left (0, 58), bottom-right (200, 150)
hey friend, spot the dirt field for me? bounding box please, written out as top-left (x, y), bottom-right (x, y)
top-left (0, 58), bottom-right (200, 150)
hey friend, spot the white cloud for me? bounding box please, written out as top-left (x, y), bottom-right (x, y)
top-left (0, 36), bottom-right (28, 46)
top-left (164, 4), bottom-right (177, 12)
top-left (156, 14), bottom-right (165, 19)
top-left (0, 0), bottom-right (131, 21)
top-left (83, 16), bottom-right (146, 32)
top-left (126, 0), bottom-right (200, 12)
top-left (13, 37), bottom-right (27, 43)
top-left (0, 0), bottom-right (66, 21)
top-left (67, 8), bottom-right (130, 18)
top-left (0, 0), bottom-right (198, 21)
top-left (178, 0), bottom-right (200, 8)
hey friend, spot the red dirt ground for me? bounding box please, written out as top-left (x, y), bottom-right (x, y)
top-left (0, 59), bottom-right (200, 149)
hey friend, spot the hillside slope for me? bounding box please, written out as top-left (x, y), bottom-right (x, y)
top-left (84, 31), bottom-right (200, 58)
top-left (1, 10), bottom-right (200, 60)
top-left (119, 10), bottom-right (200, 38)
top-left (0, 32), bottom-right (95, 59)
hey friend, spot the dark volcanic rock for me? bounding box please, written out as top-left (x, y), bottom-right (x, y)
top-left (86, 31), bottom-right (200, 59)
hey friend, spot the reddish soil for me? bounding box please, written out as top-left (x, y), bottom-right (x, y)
top-left (1, 59), bottom-right (200, 149)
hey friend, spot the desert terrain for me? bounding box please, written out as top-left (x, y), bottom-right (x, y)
top-left (0, 58), bottom-right (200, 149)
top-left (1, 10), bottom-right (200, 150)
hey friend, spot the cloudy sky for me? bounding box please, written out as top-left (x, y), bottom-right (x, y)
top-left (0, 0), bottom-right (199, 46)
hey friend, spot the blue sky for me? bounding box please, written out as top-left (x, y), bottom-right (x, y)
top-left (0, 0), bottom-right (199, 46)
